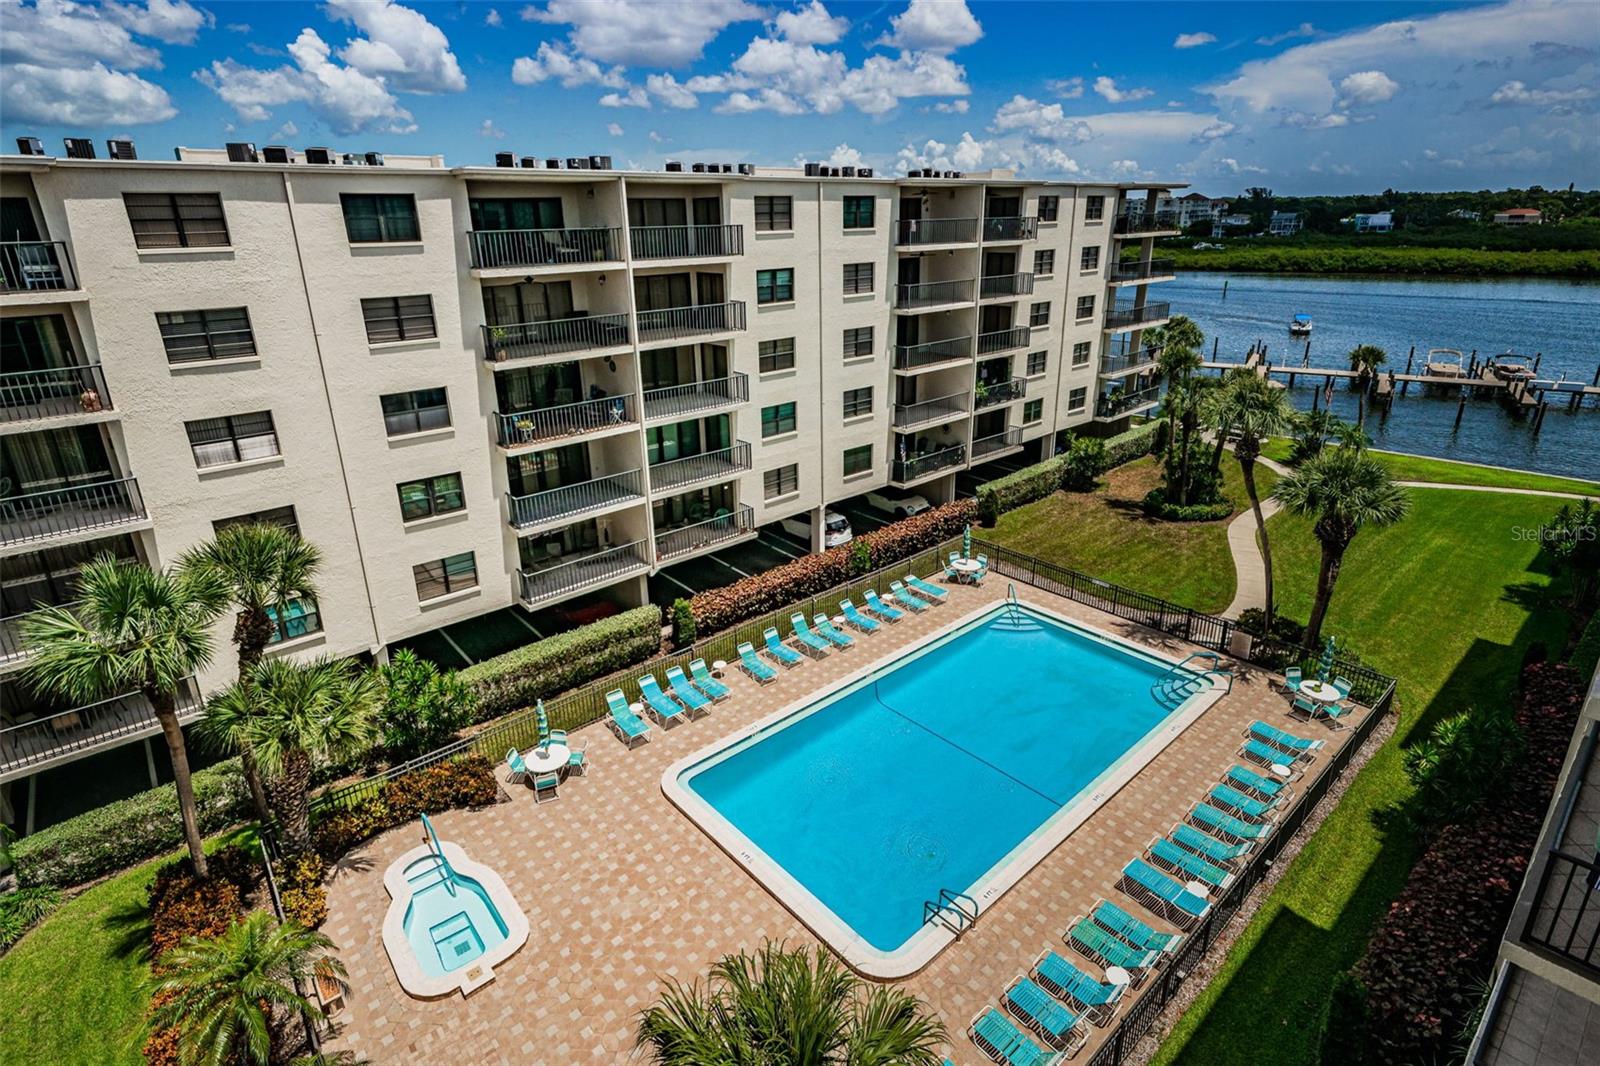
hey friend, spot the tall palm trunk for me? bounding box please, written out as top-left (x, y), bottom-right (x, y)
top-left (1178, 410), bottom-right (1197, 504)
top-left (1236, 439), bottom-right (1274, 627)
top-left (1305, 538), bottom-right (1347, 648)
top-left (269, 748), bottom-right (314, 855)
top-left (233, 608), bottom-right (275, 825)
top-left (1209, 420), bottom-right (1230, 475)
top-left (151, 686), bottom-right (208, 878)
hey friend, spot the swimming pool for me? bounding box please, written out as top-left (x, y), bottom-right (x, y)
top-left (664, 600), bottom-right (1227, 977)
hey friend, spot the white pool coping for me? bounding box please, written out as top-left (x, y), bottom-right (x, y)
top-left (660, 596), bottom-right (1228, 980)
top-left (381, 838), bottom-right (531, 998)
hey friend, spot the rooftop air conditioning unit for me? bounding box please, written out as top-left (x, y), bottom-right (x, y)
top-left (906, 168), bottom-right (922, 178)
top-left (829, 167), bottom-right (841, 177)
top-left (691, 162), bottom-right (707, 173)
top-left (840, 166), bottom-right (855, 177)
top-left (566, 157), bottom-right (590, 169)
top-left (225, 142), bottom-right (258, 163)
top-left (590, 155), bottom-right (611, 170)
top-left (64, 137), bottom-right (95, 159)
top-left (106, 139), bottom-right (136, 160)
top-left (737, 163), bottom-right (754, 175)
top-left (720, 163), bottom-right (733, 173)
top-left (262, 145), bottom-right (293, 163)
top-left (495, 151), bottom-right (514, 167)
top-left (304, 147), bottom-right (334, 165)
top-left (665, 161), bottom-right (684, 172)
top-left (803, 162), bottom-right (820, 176)
top-left (858, 167), bottom-right (874, 178)
top-left (546, 158), bottom-right (560, 168)
top-left (341, 153), bottom-right (361, 166)
top-left (520, 156), bottom-right (539, 168)
top-left (365, 152), bottom-right (385, 167)
top-left (16, 136), bottom-right (44, 156)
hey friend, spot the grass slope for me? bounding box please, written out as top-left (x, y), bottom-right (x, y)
top-left (1260, 438), bottom-right (1599, 496)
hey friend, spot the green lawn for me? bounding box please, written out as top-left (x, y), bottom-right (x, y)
top-left (1152, 489), bottom-right (1575, 1066)
top-left (986, 454), bottom-right (1276, 614)
top-left (1260, 438), bottom-right (1599, 496)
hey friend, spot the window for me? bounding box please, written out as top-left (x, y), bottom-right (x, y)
top-left (1025, 398), bottom-right (1045, 423)
top-left (1076, 295), bottom-right (1096, 320)
top-left (759, 337), bottom-right (796, 373)
top-left (761, 401), bottom-right (797, 438)
top-left (842, 196), bottom-right (875, 229)
top-left (265, 597), bottom-right (321, 645)
top-left (398, 472), bottom-right (465, 521)
top-left (361, 295), bottom-right (436, 344)
top-left (843, 262), bottom-right (874, 295)
top-left (843, 444), bottom-right (873, 476)
top-left (1080, 245), bottom-right (1100, 271)
top-left (1029, 301), bottom-right (1050, 327)
top-left (185, 411), bottom-right (280, 468)
top-left (1033, 250), bottom-right (1055, 276)
top-left (213, 505), bottom-right (299, 537)
top-left (381, 388), bottom-right (450, 436)
top-left (842, 326), bottom-right (874, 359)
top-left (843, 387), bottom-right (873, 418)
top-left (157, 307), bottom-right (255, 363)
top-left (413, 551), bottom-right (478, 601)
top-left (340, 193), bottom-right (420, 243)
top-left (755, 196), bottom-right (792, 232)
top-left (123, 193), bottom-right (229, 249)
top-left (1067, 388), bottom-right (1087, 413)
top-left (1038, 195), bottom-right (1060, 222)
top-left (756, 268), bottom-right (794, 304)
top-left (1026, 350), bottom-right (1047, 376)
top-left (1072, 341), bottom-right (1092, 367)
top-left (1085, 195), bottom-right (1105, 221)
top-left (763, 464), bottom-right (799, 500)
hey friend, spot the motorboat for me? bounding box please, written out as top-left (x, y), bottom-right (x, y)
top-left (1422, 348), bottom-right (1467, 378)
top-left (1288, 313), bottom-right (1313, 335)
top-left (1486, 351), bottom-right (1537, 383)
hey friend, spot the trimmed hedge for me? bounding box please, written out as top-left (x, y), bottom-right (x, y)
top-left (458, 604), bottom-right (662, 721)
top-left (1140, 487), bottom-right (1234, 522)
top-left (689, 500), bottom-right (976, 638)
top-left (12, 758), bottom-right (252, 889)
top-left (311, 754), bottom-right (500, 861)
top-left (977, 456), bottom-right (1065, 526)
top-left (1103, 419), bottom-right (1162, 469)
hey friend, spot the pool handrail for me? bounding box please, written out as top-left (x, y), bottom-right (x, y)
top-left (419, 812), bottom-right (459, 897)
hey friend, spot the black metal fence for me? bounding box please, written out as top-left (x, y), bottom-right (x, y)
top-left (1520, 719), bottom-right (1600, 975)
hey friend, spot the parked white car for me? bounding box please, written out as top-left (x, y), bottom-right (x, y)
top-left (865, 491), bottom-right (932, 519)
top-left (780, 509), bottom-right (854, 549)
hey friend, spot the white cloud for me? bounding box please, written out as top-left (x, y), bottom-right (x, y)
top-left (716, 88), bottom-right (805, 115)
top-left (1489, 78), bottom-right (1598, 105)
top-left (1174, 32), bottom-right (1217, 49)
top-left (270, 120), bottom-right (299, 140)
top-left (0, 0), bottom-right (164, 68)
top-left (992, 94), bottom-right (1091, 142)
top-left (932, 98), bottom-right (969, 113)
top-left (197, 28), bottom-right (418, 133)
top-left (693, 33), bottom-right (970, 116)
top-left (1094, 76), bottom-right (1154, 103)
top-left (647, 73), bottom-right (699, 108)
top-left (327, 0), bottom-right (466, 94)
top-left (896, 131), bottom-right (1079, 176)
top-left (599, 86), bottom-right (650, 108)
top-left (479, 118), bottom-right (505, 139)
top-left (511, 42), bottom-right (626, 88)
top-left (1256, 22), bottom-right (1317, 47)
top-left (774, 1), bottom-right (848, 45)
top-left (1047, 76), bottom-right (1084, 99)
top-left (822, 143), bottom-right (864, 167)
top-left (648, 129), bottom-right (663, 142)
top-left (103, 0), bottom-right (211, 44)
top-left (525, 0), bottom-right (762, 66)
top-left (878, 0), bottom-right (982, 53)
top-left (1217, 157), bottom-right (1269, 175)
top-left (606, 121), bottom-right (624, 136)
top-left (1106, 159), bottom-right (1143, 176)
top-left (485, 8), bottom-right (501, 26)
top-left (2, 61), bottom-right (176, 125)
top-left (1337, 70), bottom-right (1398, 106)
top-left (1283, 111), bottom-right (1351, 129)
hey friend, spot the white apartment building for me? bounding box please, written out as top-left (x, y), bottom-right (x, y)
top-left (0, 140), bottom-right (1179, 830)
top-left (1152, 191), bottom-right (1230, 230)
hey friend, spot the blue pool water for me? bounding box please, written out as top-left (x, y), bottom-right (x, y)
top-left (681, 607), bottom-right (1183, 953)
top-left (401, 855), bottom-right (510, 977)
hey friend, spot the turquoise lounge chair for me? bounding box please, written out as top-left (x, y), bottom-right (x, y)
top-left (604, 690), bottom-right (651, 747)
top-left (1226, 764), bottom-right (1286, 802)
top-left (1172, 822), bottom-right (1252, 866)
top-left (906, 573), bottom-right (949, 600)
top-left (1149, 837), bottom-right (1234, 890)
top-left (1120, 858), bottom-right (1211, 929)
top-left (812, 612), bottom-right (855, 649)
top-left (665, 666), bottom-right (712, 717)
top-left (1250, 720), bottom-right (1325, 755)
top-left (531, 771), bottom-right (560, 804)
top-left (863, 589), bottom-right (905, 622)
top-left (1090, 898), bottom-right (1183, 956)
top-left (1189, 802), bottom-right (1272, 844)
top-left (737, 641), bottom-right (777, 683)
top-left (968, 1007), bottom-right (1062, 1066)
top-left (1241, 737), bottom-right (1302, 770)
top-left (789, 613), bottom-right (832, 657)
top-left (505, 747), bottom-right (530, 784)
top-left (638, 674), bottom-right (689, 725)
top-left (1065, 916), bottom-right (1160, 974)
top-left (763, 626), bottom-right (804, 668)
top-left (1332, 675), bottom-right (1353, 699)
top-left (839, 599), bottom-right (881, 633)
top-left (1032, 949), bottom-right (1126, 1025)
top-left (1003, 976), bottom-right (1085, 1054)
top-left (889, 580), bottom-right (932, 612)
top-left (689, 658), bottom-right (730, 700)
top-left (1208, 783), bottom-right (1278, 822)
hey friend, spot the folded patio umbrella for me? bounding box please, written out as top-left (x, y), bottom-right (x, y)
top-left (962, 524), bottom-right (972, 560)
top-left (1317, 637), bottom-right (1337, 682)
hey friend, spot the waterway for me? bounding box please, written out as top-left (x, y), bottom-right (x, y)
top-left (1162, 273), bottom-right (1600, 480)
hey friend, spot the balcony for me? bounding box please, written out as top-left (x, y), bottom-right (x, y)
top-left (975, 377), bottom-right (1027, 410)
top-left (506, 470), bottom-right (645, 532)
top-left (636, 301), bottom-right (746, 344)
top-left (1, 241), bottom-right (77, 295)
top-left (894, 278), bottom-right (974, 310)
top-left (0, 682), bottom-right (202, 783)
top-left (1110, 258), bottom-right (1177, 284)
top-left (892, 392), bottom-right (968, 432)
top-left (495, 394), bottom-right (635, 450)
top-left (1113, 213), bottom-right (1180, 238)
top-left (1, 477), bottom-right (149, 549)
top-left (648, 441), bottom-right (752, 495)
top-left (630, 224), bottom-right (744, 261)
top-left (655, 505), bottom-right (756, 562)
top-left (893, 336), bottom-right (973, 372)
top-left (977, 326), bottom-right (1031, 356)
top-left (1, 364), bottom-right (112, 425)
top-left (979, 273), bottom-right (1035, 299)
top-left (518, 541), bottom-right (650, 608)
top-left (972, 427), bottom-right (1024, 462)
top-left (1101, 347), bottom-right (1160, 375)
top-left (643, 373), bottom-right (749, 424)
top-left (468, 227), bottom-right (622, 270)
top-left (1096, 385), bottom-right (1162, 420)
top-left (895, 218), bottom-right (979, 246)
top-left (1104, 303), bottom-right (1172, 331)
top-left (0, 606), bottom-right (43, 671)
top-left (482, 313), bottom-right (631, 365)
top-left (982, 216), bottom-right (1039, 242)
top-left (891, 444), bottom-right (966, 486)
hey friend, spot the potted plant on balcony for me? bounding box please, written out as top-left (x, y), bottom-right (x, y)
top-left (489, 326), bottom-right (510, 362)
top-left (974, 380), bottom-right (990, 407)
top-left (77, 387), bottom-right (103, 412)
top-left (514, 416), bottom-right (535, 441)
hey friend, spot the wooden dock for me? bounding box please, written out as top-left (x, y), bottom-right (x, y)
top-left (1200, 360), bottom-right (1600, 397)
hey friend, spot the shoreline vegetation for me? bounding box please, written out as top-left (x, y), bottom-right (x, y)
top-left (1168, 244), bottom-right (1599, 278)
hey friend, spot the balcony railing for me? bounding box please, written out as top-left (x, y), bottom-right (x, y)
top-left (892, 336), bottom-right (973, 371)
top-left (975, 377), bottom-right (1026, 409)
top-left (0, 605), bottom-right (50, 667)
top-left (895, 218), bottom-right (979, 246)
top-left (0, 364), bottom-right (112, 423)
top-left (636, 301), bottom-right (746, 343)
top-left (1101, 347), bottom-right (1160, 374)
top-left (648, 441), bottom-right (752, 494)
top-left (1, 477), bottom-right (147, 547)
top-left (894, 278), bottom-right (974, 309)
top-left (469, 227), bottom-right (621, 269)
top-left (982, 216), bottom-right (1039, 242)
top-left (892, 391), bottom-right (968, 431)
top-left (518, 541), bottom-right (649, 607)
top-left (0, 683), bottom-right (202, 781)
top-left (482, 312), bottom-right (631, 363)
top-left (891, 444), bottom-right (966, 484)
top-left (643, 373), bottom-right (749, 423)
top-left (1104, 303), bottom-right (1172, 330)
top-left (1113, 213), bottom-right (1175, 236)
top-left (495, 394), bottom-right (634, 448)
top-left (655, 505), bottom-right (756, 561)
top-left (972, 427), bottom-right (1024, 461)
top-left (630, 224), bottom-right (744, 260)
top-left (977, 326), bottom-right (1031, 355)
top-left (506, 469), bottom-right (644, 530)
top-left (1111, 258), bottom-right (1176, 282)
top-left (1, 241), bottom-right (76, 293)
top-left (1097, 385), bottom-right (1162, 418)
top-left (979, 273), bottom-right (1035, 299)
top-left (1523, 849), bottom-right (1600, 976)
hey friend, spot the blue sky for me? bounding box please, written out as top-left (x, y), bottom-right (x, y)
top-left (2, 0), bottom-right (1595, 194)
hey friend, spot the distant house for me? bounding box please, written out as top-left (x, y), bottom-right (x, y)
top-left (1157, 192), bottom-right (1230, 229)
top-left (1448, 208), bottom-right (1481, 222)
top-left (1219, 213), bottom-right (1253, 227)
top-left (1494, 208), bottom-right (1543, 225)
top-left (1269, 211), bottom-right (1303, 236)
top-left (1350, 212), bottom-right (1394, 233)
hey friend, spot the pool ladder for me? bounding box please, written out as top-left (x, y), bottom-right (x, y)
top-left (923, 888), bottom-right (979, 936)
top-left (1151, 652), bottom-right (1234, 709)
top-left (420, 812), bottom-right (459, 898)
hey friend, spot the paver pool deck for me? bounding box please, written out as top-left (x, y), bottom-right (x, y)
top-left (321, 579), bottom-right (1373, 1064)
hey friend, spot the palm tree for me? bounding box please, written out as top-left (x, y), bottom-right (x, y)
top-left (1213, 373), bottom-right (1297, 627)
top-left (148, 911), bottom-right (342, 1066)
top-left (1150, 315), bottom-right (1204, 460)
top-left (21, 557), bottom-right (226, 876)
top-left (636, 941), bottom-right (947, 1066)
top-left (205, 657), bottom-right (380, 854)
top-left (1346, 344), bottom-right (1387, 428)
top-left (180, 523), bottom-right (322, 823)
top-left (1273, 447), bottom-right (1412, 647)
